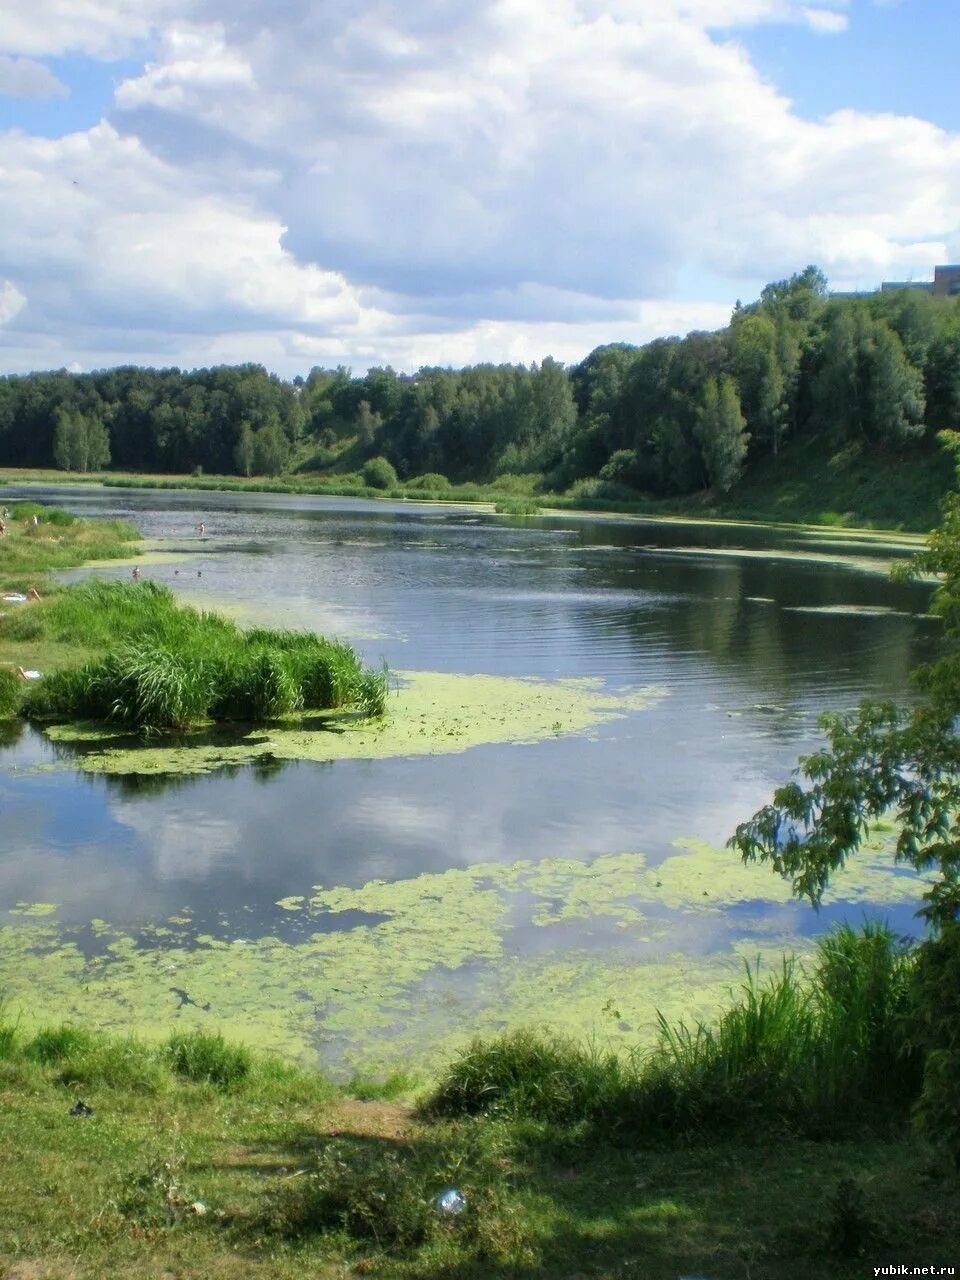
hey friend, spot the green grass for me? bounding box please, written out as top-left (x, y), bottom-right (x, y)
top-left (0, 502), bottom-right (140, 591)
top-left (5, 433), bottom-right (953, 531)
top-left (0, 666), bottom-right (19, 718)
top-left (8, 579), bottom-right (388, 731)
top-left (494, 497), bottom-right (542, 515)
top-left (0, 993), bottom-right (956, 1279)
top-left (425, 923), bottom-right (922, 1140)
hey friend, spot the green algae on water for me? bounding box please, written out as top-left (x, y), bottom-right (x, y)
top-left (40, 670), bottom-right (668, 778)
top-left (0, 837), bottom-right (928, 1078)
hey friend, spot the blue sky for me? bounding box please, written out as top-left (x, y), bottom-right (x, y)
top-left (741, 1), bottom-right (960, 130)
top-left (0, 0), bottom-right (958, 377)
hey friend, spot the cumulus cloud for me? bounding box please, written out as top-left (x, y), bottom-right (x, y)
top-left (1, 0), bottom-right (958, 375)
top-left (2, 0), bottom-right (182, 59)
top-left (0, 54), bottom-right (69, 98)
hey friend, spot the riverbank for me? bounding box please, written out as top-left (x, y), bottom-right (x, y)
top-left (1, 928), bottom-right (957, 1280)
top-left (1, 433), bottom-right (953, 533)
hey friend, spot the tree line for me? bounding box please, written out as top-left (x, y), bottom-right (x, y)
top-left (1, 267), bottom-right (959, 494)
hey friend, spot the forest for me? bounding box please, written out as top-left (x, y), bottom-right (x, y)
top-left (1, 267), bottom-right (959, 498)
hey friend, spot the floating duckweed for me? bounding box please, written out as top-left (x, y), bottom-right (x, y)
top-left (40, 670), bottom-right (669, 778)
top-left (0, 837), bottom-right (927, 1077)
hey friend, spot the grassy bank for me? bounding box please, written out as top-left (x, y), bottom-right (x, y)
top-left (0, 501), bottom-right (140, 593)
top-left (2, 433), bottom-right (953, 532)
top-left (0, 506), bottom-right (386, 728)
top-left (0, 925), bottom-right (957, 1279)
top-left (0, 502), bottom-right (143, 683)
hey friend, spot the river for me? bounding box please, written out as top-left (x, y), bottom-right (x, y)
top-left (0, 487), bottom-right (941, 1076)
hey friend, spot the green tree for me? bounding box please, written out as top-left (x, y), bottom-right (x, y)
top-left (362, 455), bottom-right (398, 489)
top-left (88, 417), bottom-right (110, 469)
top-left (696, 376), bottom-right (749, 493)
top-left (731, 312), bottom-right (786, 457)
top-left (251, 422), bottom-right (290, 476)
top-left (925, 330), bottom-right (960, 430)
top-left (866, 322), bottom-right (926, 445)
top-left (234, 422), bottom-right (255, 476)
top-left (812, 309), bottom-right (925, 445)
top-left (52, 409), bottom-right (110, 471)
top-left (52, 408), bottom-right (83, 470)
top-left (355, 400), bottom-right (382, 452)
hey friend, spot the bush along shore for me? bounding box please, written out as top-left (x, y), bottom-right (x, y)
top-left (0, 923), bottom-right (958, 1279)
top-left (0, 506), bottom-right (387, 729)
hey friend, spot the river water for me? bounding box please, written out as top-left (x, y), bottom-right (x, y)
top-left (0, 487), bottom-right (941, 1074)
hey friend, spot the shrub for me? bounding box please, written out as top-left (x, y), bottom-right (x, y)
top-left (267, 1139), bottom-right (435, 1247)
top-left (824, 1177), bottom-right (881, 1257)
top-left (909, 922), bottom-right (960, 1168)
top-left (362, 456), bottom-right (398, 490)
top-left (404, 473), bottom-right (451, 492)
top-left (423, 1027), bottom-right (631, 1126)
top-left (598, 449), bottom-right (643, 490)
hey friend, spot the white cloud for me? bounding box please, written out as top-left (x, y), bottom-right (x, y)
top-left (802, 6), bottom-right (848, 32)
top-left (1, 0), bottom-right (181, 59)
top-left (0, 0), bottom-right (958, 376)
top-left (0, 54), bottom-right (69, 98)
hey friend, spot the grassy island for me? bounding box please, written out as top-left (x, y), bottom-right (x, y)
top-left (0, 506), bottom-right (386, 729)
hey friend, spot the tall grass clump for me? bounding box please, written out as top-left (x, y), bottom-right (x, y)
top-left (165, 1030), bottom-right (251, 1088)
top-left (0, 668), bottom-right (20, 718)
top-left (811, 921), bottom-right (919, 1110)
top-left (494, 498), bottom-right (541, 516)
top-left (423, 1027), bottom-right (634, 1127)
top-left (17, 581), bottom-right (388, 731)
top-left (640, 926), bottom-right (917, 1133)
top-left (424, 923), bottom-right (920, 1139)
top-left (0, 1001), bottom-right (19, 1059)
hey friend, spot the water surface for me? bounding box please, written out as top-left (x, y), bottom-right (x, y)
top-left (0, 487), bottom-right (939, 1072)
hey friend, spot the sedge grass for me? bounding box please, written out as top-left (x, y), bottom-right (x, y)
top-left (14, 580), bottom-right (387, 731)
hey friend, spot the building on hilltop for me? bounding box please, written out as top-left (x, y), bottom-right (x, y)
top-left (879, 265), bottom-right (960, 297)
top-left (831, 265), bottom-right (960, 299)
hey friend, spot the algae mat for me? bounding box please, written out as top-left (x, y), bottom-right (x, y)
top-left (39, 670), bottom-right (667, 777)
top-left (0, 836), bottom-right (927, 1079)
